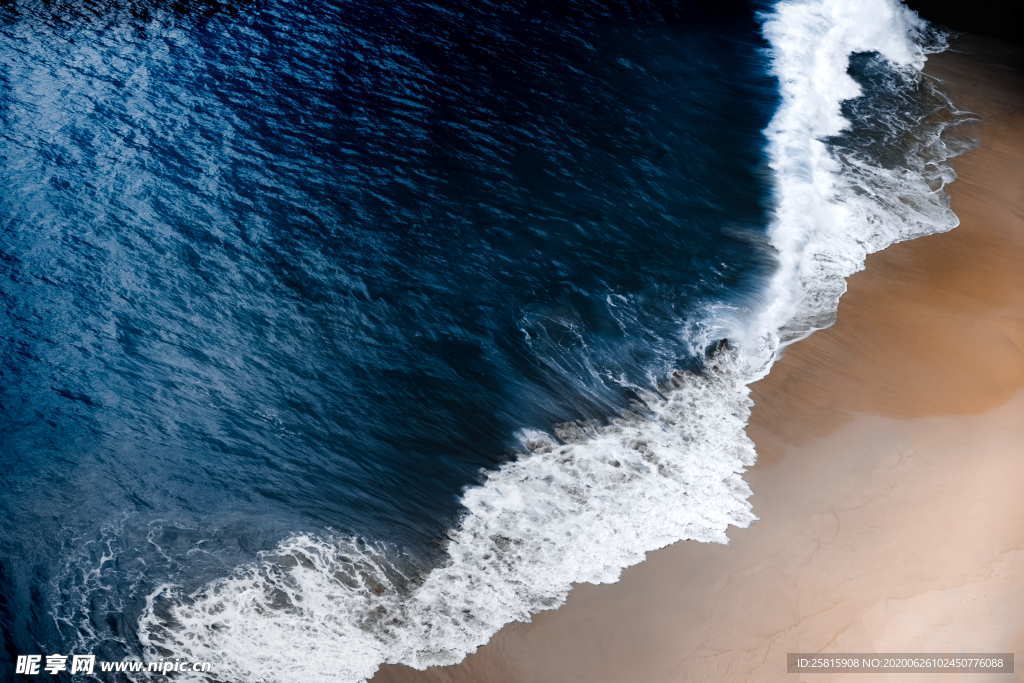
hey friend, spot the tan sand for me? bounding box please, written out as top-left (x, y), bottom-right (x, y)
top-left (374, 37), bottom-right (1024, 683)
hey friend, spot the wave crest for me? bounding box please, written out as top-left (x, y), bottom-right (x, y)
top-left (140, 353), bottom-right (756, 681)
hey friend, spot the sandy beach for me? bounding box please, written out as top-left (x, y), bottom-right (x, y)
top-left (375, 36), bottom-right (1024, 683)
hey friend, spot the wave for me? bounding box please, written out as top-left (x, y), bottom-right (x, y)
top-left (135, 1), bottom-right (972, 680)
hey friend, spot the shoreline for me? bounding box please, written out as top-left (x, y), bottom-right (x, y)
top-left (374, 35), bottom-right (1024, 683)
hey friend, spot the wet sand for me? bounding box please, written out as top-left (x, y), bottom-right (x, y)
top-left (375, 37), bottom-right (1024, 683)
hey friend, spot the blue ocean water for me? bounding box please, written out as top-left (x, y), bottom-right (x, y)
top-left (0, 0), bottom-right (775, 669)
top-left (0, 0), bottom-right (969, 680)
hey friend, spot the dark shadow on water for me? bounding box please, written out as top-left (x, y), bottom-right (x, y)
top-left (0, 0), bottom-right (255, 25)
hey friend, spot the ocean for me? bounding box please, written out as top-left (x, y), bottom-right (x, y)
top-left (0, 0), bottom-right (971, 680)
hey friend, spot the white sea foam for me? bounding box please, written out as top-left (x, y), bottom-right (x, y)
top-left (136, 1), bottom-right (970, 680)
top-left (748, 0), bottom-right (963, 353)
top-left (139, 358), bottom-right (757, 682)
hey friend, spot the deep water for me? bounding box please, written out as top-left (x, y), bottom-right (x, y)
top-left (0, 0), bottom-right (779, 668)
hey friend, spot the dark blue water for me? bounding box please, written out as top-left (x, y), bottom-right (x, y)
top-left (0, 0), bottom-right (777, 669)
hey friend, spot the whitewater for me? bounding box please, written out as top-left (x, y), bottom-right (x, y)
top-left (136, 1), bottom-right (972, 680)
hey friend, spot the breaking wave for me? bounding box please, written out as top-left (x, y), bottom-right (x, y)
top-left (136, 1), bottom-right (973, 680)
